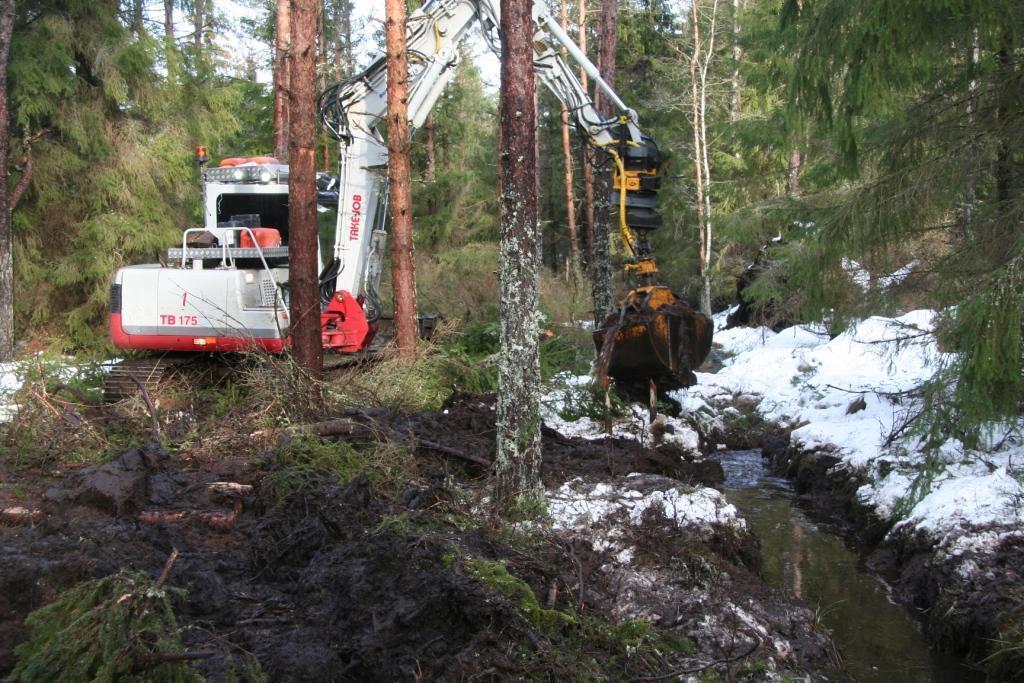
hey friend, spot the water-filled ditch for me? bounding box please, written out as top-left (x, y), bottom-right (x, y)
top-left (715, 449), bottom-right (980, 682)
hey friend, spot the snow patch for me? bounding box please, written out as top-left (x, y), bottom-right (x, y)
top-left (670, 310), bottom-right (1024, 570)
top-left (547, 475), bottom-right (744, 556)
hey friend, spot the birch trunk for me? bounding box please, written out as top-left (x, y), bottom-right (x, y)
top-left (0, 0), bottom-right (15, 360)
top-left (690, 0), bottom-right (711, 316)
top-left (288, 0), bottom-right (322, 378)
top-left (730, 0), bottom-right (742, 123)
top-left (273, 0), bottom-right (292, 162)
top-left (494, 0), bottom-right (542, 511)
top-left (385, 0), bottom-right (419, 354)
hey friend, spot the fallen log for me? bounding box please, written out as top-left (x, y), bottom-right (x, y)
top-left (250, 417), bottom-right (358, 439)
top-left (0, 506), bottom-right (43, 526)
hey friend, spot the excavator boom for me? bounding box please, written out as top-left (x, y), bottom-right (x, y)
top-left (109, 0), bottom-right (712, 393)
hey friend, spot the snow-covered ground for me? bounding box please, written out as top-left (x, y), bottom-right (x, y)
top-left (541, 374), bottom-right (701, 451)
top-left (0, 357), bottom-right (115, 420)
top-left (676, 310), bottom-right (1024, 554)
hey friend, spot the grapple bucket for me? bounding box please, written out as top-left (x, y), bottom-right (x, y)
top-left (594, 286), bottom-right (713, 392)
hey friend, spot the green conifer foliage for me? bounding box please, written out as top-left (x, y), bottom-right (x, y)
top-left (11, 571), bottom-right (199, 682)
top-left (410, 56), bottom-right (498, 249)
top-left (9, 0), bottom-right (242, 349)
top-left (780, 0), bottom-right (1024, 441)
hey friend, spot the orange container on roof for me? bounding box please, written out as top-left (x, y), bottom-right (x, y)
top-left (239, 228), bottom-right (282, 249)
top-left (218, 156), bottom-right (281, 168)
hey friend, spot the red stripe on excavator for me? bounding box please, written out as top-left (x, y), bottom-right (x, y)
top-left (109, 313), bottom-right (286, 353)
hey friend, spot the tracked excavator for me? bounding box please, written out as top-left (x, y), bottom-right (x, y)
top-left (108, 0), bottom-right (711, 396)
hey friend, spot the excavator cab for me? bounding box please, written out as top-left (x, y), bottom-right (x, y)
top-left (594, 125), bottom-right (713, 395)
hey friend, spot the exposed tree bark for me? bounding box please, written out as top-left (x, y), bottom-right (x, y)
top-left (690, 0), bottom-right (718, 316)
top-left (273, 0), bottom-right (292, 162)
top-left (730, 0), bottom-right (742, 123)
top-left (193, 0), bottom-right (203, 50)
top-left (424, 114), bottom-right (437, 216)
top-left (288, 0), bottom-right (322, 378)
top-left (590, 0), bottom-right (617, 325)
top-left (0, 0), bottom-right (14, 360)
top-left (994, 36), bottom-right (1014, 250)
top-left (698, 4), bottom-right (717, 315)
top-left (960, 27), bottom-right (980, 238)
top-left (342, 0), bottom-right (353, 76)
top-left (494, 0), bottom-right (542, 510)
top-left (787, 148), bottom-right (801, 198)
top-left (333, 0), bottom-right (346, 78)
top-left (559, 0), bottom-right (580, 277)
top-left (164, 0), bottom-right (175, 43)
top-left (578, 0), bottom-right (595, 264)
top-left (132, 0), bottom-right (144, 35)
top-left (316, 0), bottom-right (327, 90)
top-left (385, 0), bottom-right (418, 354)
top-left (9, 129), bottom-right (48, 210)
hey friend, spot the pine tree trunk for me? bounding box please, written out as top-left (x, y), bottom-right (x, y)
top-left (0, 0), bottom-right (15, 361)
top-left (164, 0), bottom-right (174, 43)
top-left (994, 37), bottom-right (1013, 250)
top-left (578, 0), bottom-right (595, 266)
top-left (193, 0), bottom-right (203, 50)
top-left (787, 148), bottom-right (801, 198)
top-left (960, 28), bottom-right (979, 237)
top-left (385, 0), bottom-right (418, 355)
top-left (273, 0), bottom-right (292, 162)
top-left (424, 114), bottom-right (437, 216)
top-left (342, 0), bottom-right (352, 73)
top-left (288, 0), bottom-right (322, 378)
top-left (494, 0), bottom-right (542, 511)
top-left (133, 0), bottom-right (144, 35)
top-left (590, 0), bottom-right (617, 325)
top-left (559, 0), bottom-right (580, 277)
top-left (334, 0), bottom-right (350, 79)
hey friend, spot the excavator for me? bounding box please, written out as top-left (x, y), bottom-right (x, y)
top-left (107, 0), bottom-right (711, 396)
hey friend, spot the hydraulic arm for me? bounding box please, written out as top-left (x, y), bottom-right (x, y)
top-left (109, 0), bottom-right (710, 393)
top-left (316, 0), bottom-right (711, 390)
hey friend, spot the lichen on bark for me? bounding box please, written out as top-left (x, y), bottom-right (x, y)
top-left (493, 0), bottom-right (543, 513)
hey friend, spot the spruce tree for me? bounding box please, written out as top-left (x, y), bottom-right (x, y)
top-left (781, 0), bottom-right (1024, 444)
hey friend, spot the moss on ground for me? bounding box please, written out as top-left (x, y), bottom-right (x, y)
top-left (262, 436), bottom-right (415, 504)
top-left (464, 556), bottom-right (576, 635)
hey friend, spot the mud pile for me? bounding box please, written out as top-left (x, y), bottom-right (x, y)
top-left (0, 392), bottom-right (842, 681)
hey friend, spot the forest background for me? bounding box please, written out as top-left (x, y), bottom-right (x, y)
top-left (5, 0), bottom-right (1023, 444)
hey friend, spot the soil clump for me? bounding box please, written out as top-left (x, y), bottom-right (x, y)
top-left (0, 391), bottom-right (841, 680)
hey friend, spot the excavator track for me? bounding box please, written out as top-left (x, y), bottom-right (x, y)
top-left (103, 355), bottom-right (194, 402)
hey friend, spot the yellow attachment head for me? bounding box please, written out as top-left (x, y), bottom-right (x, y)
top-left (624, 258), bottom-right (659, 277)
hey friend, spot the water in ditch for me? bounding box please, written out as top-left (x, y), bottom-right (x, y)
top-left (716, 449), bottom-right (981, 682)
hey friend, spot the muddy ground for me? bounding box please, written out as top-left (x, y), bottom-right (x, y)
top-left (0, 392), bottom-right (843, 681)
